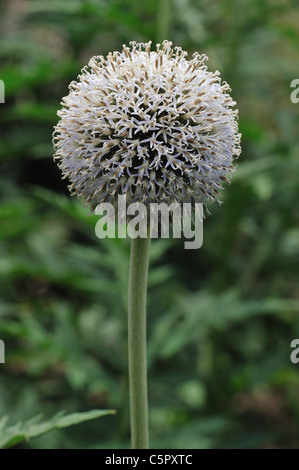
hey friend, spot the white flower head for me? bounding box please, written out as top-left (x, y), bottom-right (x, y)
top-left (53, 40), bottom-right (241, 214)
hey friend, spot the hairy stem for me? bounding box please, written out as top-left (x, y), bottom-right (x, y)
top-left (128, 235), bottom-right (151, 449)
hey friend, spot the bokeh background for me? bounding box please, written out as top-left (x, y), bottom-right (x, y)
top-left (1, 0), bottom-right (299, 449)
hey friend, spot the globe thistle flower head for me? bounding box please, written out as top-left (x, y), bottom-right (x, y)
top-left (53, 40), bottom-right (241, 214)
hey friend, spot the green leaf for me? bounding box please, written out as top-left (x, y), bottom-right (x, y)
top-left (0, 409), bottom-right (115, 449)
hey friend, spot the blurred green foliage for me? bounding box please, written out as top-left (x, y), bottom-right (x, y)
top-left (0, 409), bottom-right (115, 448)
top-left (0, 0), bottom-right (299, 449)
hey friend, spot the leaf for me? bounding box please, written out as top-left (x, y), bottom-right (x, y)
top-left (0, 409), bottom-right (115, 449)
top-left (232, 156), bottom-right (281, 181)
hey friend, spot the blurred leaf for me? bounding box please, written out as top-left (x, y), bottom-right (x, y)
top-left (0, 410), bottom-right (115, 449)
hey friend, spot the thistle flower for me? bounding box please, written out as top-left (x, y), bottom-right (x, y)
top-left (53, 40), bottom-right (241, 213)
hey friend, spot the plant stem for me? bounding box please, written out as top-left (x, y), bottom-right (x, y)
top-left (156, 0), bottom-right (170, 43)
top-left (128, 234), bottom-right (151, 449)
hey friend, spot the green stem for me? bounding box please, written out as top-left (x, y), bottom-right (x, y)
top-left (156, 0), bottom-right (170, 42)
top-left (128, 234), bottom-right (151, 449)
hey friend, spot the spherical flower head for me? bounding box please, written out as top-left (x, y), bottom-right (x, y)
top-left (53, 40), bottom-right (241, 214)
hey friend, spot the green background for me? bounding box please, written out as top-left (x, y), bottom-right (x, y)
top-left (1, 0), bottom-right (299, 449)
